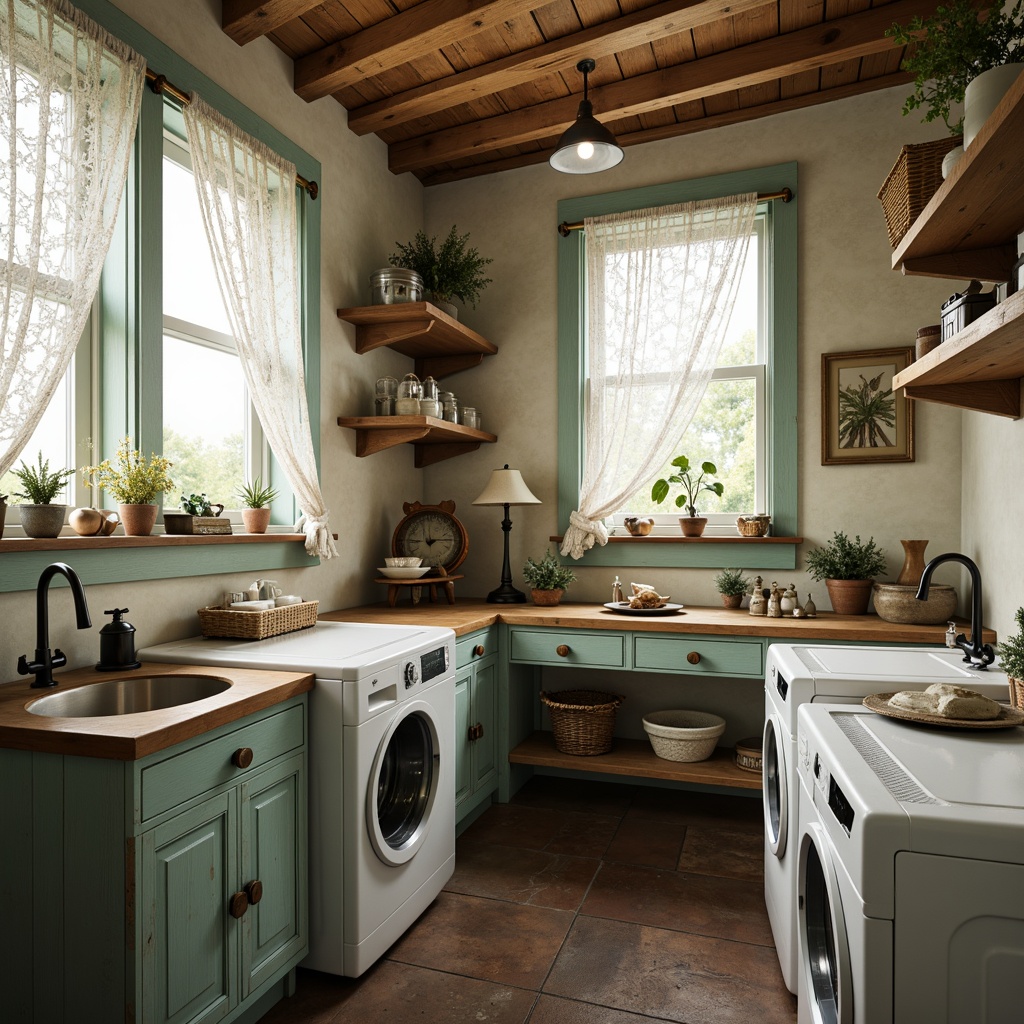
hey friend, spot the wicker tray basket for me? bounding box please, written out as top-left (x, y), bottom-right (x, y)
top-left (1010, 676), bottom-right (1024, 711)
top-left (540, 689), bottom-right (623, 756)
top-left (197, 600), bottom-right (319, 640)
top-left (877, 136), bottom-right (962, 249)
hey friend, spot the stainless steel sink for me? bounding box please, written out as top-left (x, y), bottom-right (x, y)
top-left (27, 674), bottom-right (231, 717)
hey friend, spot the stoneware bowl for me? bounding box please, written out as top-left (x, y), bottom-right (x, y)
top-left (642, 710), bottom-right (726, 762)
top-left (872, 582), bottom-right (958, 625)
top-left (385, 556), bottom-right (423, 568)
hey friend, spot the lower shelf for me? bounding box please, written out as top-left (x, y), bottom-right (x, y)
top-left (509, 731), bottom-right (761, 791)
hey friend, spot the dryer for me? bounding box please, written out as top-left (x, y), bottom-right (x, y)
top-left (796, 702), bottom-right (1024, 1024)
top-left (762, 644), bottom-right (1008, 993)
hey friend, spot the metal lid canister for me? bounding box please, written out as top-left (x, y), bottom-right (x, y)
top-left (369, 268), bottom-right (424, 305)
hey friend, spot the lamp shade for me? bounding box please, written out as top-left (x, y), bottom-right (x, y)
top-left (549, 99), bottom-right (624, 174)
top-left (473, 466), bottom-right (541, 506)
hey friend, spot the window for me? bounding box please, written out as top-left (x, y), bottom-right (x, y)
top-left (556, 164), bottom-right (797, 568)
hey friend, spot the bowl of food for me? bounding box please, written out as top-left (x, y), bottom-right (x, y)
top-left (385, 556), bottom-right (423, 568)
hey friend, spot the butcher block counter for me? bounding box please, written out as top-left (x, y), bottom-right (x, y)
top-left (0, 661), bottom-right (313, 759)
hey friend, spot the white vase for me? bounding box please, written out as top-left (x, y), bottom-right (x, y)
top-left (941, 144), bottom-right (964, 179)
top-left (964, 64), bottom-right (1024, 148)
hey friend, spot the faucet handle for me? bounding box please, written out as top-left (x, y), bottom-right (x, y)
top-left (17, 654), bottom-right (30, 676)
top-left (51, 648), bottom-right (67, 670)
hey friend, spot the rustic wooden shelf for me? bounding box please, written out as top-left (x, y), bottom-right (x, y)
top-left (0, 532), bottom-right (313, 554)
top-left (509, 731), bottom-right (761, 791)
top-left (337, 302), bottom-right (498, 379)
top-left (337, 414), bottom-right (497, 466)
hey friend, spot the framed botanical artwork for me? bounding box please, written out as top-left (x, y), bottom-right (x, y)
top-left (821, 347), bottom-right (915, 465)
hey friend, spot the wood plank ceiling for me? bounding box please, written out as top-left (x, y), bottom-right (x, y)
top-left (221, 0), bottom-right (939, 186)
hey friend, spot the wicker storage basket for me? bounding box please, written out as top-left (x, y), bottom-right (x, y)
top-left (197, 600), bottom-right (319, 640)
top-left (1010, 676), bottom-right (1024, 710)
top-left (540, 689), bottom-right (623, 756)
top-left (877, 137), bottom-right (962, 248)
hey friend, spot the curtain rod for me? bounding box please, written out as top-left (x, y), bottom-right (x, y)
top-left (556, 187), bottom-right (791, 236)
top-left (145, 69), bottom-right (319, 200)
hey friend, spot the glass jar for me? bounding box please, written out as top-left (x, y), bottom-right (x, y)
top-left (462, 406), bottom-right (479, 430)
top-left (440, 392), bottom-right (459, 423)
top-left (375, 375), bottom-right (398, 399)
top-left (374, 395), bottom-right (395, 416)
top-left (395, 373), bottom-right (422, 415)
top-left (419, 398), bottom-right (441, 417)
top-left (420, 376), bottom-right (439, 402)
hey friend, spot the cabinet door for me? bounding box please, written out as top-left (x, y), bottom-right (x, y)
top-left (239, 753), bottom-right (307, 997)
top-left (454, 664), bottom-right (473, 808)
top-left (141, 791), bottom-right (237, 1024)
top-left (471, 656), bottom-right (498, 795)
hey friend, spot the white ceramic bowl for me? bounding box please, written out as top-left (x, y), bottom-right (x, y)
top-left (385, 556), bottom-right (423, 568)
top-left (642, 710), bottom-right (726, 762)
top-left (377, 566), bottom-right (431, 579)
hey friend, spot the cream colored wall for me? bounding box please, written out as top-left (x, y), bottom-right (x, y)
top-left (424, 88), bottom-right (967, 611)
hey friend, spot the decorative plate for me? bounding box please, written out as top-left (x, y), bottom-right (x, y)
top-left (602, 602), bottom-right (685, 616)
top-left (862, 693), bottom-right (1024, 729)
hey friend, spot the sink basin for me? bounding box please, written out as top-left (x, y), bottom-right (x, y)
top-left (27, 674), bottom-right (232, 718)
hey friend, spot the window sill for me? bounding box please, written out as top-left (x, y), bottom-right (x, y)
top-left (548, 534), bottom-right (802, 570)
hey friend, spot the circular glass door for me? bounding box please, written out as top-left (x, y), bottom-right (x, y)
top-left (763, 715), bottom-right (788, 857)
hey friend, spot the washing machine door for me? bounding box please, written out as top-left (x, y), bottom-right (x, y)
top-left (366, 700), bottom-right (441, 867)
top-left (763, 713), bottom-right (788, 858)
top-left (799, 823), bottom-right (853, 1024)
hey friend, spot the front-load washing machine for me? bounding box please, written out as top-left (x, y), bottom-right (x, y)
top-left (796, 701), bottom-right (1024, 1024)
top-left (763, 643), bottom-right (1008, 993)
top-left (141, 619), bottom-right (456, 977)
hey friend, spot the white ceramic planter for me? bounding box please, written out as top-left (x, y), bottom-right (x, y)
top-left (964, 63), bottom-right (1024, 148)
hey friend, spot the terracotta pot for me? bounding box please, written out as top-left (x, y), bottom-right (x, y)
top-left (824, 578), bottom-right (874, 615)
top-left (531, 588), bottom-right (564, 606)
top-left (896, 539), bottom-right (929, 586)
top-left (721, 593), bottom-right (744, 609)
top-left (19, 503), bottom-right (66, 538)
top-left (679, 516), bottom-right (707, 538)
top-left (118, 503), bottom-right (159, 537)
top-left (242, 507), bottom-right (272, 534)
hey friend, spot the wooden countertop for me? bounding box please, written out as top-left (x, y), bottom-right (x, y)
top-left (0, 662), bottom-right (313, 761)
top-left (320, 598), bottom-right (996, 644)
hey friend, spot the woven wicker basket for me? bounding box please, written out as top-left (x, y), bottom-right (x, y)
top-left (877, 137), bottom-right (962, 248)
top-left (197, 600), bottom-right (319, 640)
top-left (1009, 676), bottom-right (1024, 710)
top-left (540, 689), bottom-right (623, 756)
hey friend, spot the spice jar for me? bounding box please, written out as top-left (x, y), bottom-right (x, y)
top-left (395, 372), bottom-right (422, 415)
top-left (462, 407), bottom-right (479, 430)
top-left (440, 391), bottom-right (459, 423)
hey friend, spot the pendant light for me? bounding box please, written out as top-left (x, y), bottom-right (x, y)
top-left (549, 58), bottom-right (624, 174)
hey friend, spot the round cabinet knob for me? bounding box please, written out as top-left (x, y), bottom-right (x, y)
top-left (686, 651), bottom-right (701, 665)
top-left (232, 747), bottom-right (254, 769)
top-left (244, 879), bottom-right (264, 906)
top-left (474, 644), bottom-right (485, 657)
top-left (229, 891), bottom-right (248, 919)
top-left (555, 644), bottom-right (571, 657)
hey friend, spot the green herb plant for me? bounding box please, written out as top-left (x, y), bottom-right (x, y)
top-left (237, 476), bottom-right (278, 509)
top-left (180, 493), bottom-right (214, 516)
top-left (713, 567), bottom-right (751, 597)
top-left (651, 456), bottom-right (724, 518)
top-left (81, 437), bottom-right (175, 505)
top-left (389, 225), bottom-right (493, 308)
top-left (11, 452), bottom-right (75, 504)
top-left (997, 607), bottom-right (1024, 679)
top-left (805, 531), bottom-right (888, 581)
top-left (521, 550), bottom-right (578, 591)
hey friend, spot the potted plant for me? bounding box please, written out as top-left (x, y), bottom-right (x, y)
top-left (997, 606), bottom-right (1024, 709)
top-left (714, 567), bottom-right (751, 609)
top-left (238, 476), bottom-right (278, 534)
top-left (804, 531), bottom-right (888, 616)
top-left (81, 436), bottom-right (175, 537)
top-left (521, 549), bottom-right (577, 606)
top-left (651, 456), bottom-right (724, 537)
top-left (389, 225), bottom-right (492, 320)
top-left (10, 452), bottom-right (75, 538)
top-left (164, 493), bottom-right (230, 535)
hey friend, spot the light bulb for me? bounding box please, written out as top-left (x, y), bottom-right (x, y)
top-left (576, 140), bottom-right (594, 160)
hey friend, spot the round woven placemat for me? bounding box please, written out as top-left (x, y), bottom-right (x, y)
top-left (862, 693), bottom-right (1024, 730)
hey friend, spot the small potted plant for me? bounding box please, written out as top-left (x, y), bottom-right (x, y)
top-left (389, 225), bottom-right (492, 320)
top-left (804, 531), bottom-right (888, 616)
top-left (81, 436), bottom-right (175, 537)
top-left (651, 456), bottom-right (724, 537)
top-left (237, 476), bottom-right (278, 534)
top-left (714, 567), bottom-right (751, 609)
top-left (522, 549), bottom-right (577, 606)
top-left (10, 452), bottom-right (75, 538)
top-left (997, 606), bottom-right (1024, 709)
top-left (164, 493), bottom-right (229, 535)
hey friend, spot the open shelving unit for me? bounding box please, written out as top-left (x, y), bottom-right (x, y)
top-left (336, 414), bottom-right (497, 466)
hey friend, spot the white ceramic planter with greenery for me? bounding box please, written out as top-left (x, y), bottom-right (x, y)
top-left (964, 62), bottom-right (1024, 146)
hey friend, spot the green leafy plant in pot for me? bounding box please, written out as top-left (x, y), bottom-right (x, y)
top-left (804, 531), bottom-right (888, 616)
top-left (521, 549), bottom-right (577, 606)
top-left (237, 477), bottom-right (278, 534)
top-left (651, 456), bottom-right (724, 537)
top-left (81, 436), bottom-right (175, 537)
top-left (997, 606), bottom-right (1024, 709)
top-left (714, 567), bottom-right (751, 609)
top-left (10, 452), bottom-right (75, 538)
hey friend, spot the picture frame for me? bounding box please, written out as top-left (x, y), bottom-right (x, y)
top-left (821, 347), bottom-right (914, 465)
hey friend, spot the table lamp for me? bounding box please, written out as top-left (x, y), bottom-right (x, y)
top-left (472, 464), bottom-right (541, 603)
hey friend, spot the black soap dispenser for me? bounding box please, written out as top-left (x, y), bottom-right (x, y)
top-left (96, 608), bottom-right (142, 671)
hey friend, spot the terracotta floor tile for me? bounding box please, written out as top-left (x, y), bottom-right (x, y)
top-left (447, 840), bottom-right (599, 911)
top-left (511, 776), bottom-right (634, 817)
top-left (581, 861), bottom-right (774, 946)
top-left (544, 811), bottom-right (621, 857)
top-left (528, 993), bottom-right (676, 1023)
top-left (544, 916), bottom-right (796, 1024)
top-left (387, 891), bottom-right (574, 989)
top-left (678, 826), bottom-right (765, 882)
top-left (255, 967), bottom-right (354, 1023)
top-left (460, 803), bottom-right (570, 850)
top-left (604, 817), bottom-right (687, 869)
top-left (626, 788), bottom-right (764, 833)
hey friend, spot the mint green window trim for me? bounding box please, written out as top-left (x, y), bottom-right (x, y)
top-left (556, 162), bottom-right (797, 569)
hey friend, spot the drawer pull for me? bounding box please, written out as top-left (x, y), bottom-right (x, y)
top-left (232, 747), bottom-right (254, 769)
top-left (468, 723), bottom-right (484, 741)
top-left (556, 644), bottom-right (571, 657)
top-left (474, 644), bottom-right (485, 657)
top-left (245, 880), bottom-right (264, 906)
top-left (686, 651), bottom-right (701, 665)
top-left (229, 891), bottom-right (249, 919)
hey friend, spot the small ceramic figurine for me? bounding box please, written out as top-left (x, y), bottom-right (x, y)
top-left (803, 593), bottom-right (817, 618)
top-left (767, 581), bottom-right (782, 618)
top-left (780, 583), bottom-right (798, 615)
top-left (749, 576), bottom-right (767, 616)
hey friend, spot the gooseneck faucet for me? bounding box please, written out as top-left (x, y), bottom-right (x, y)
top-left (17, 562), bottom-right (92, 688)
top-left (916, 552), bottom-right (994, 669)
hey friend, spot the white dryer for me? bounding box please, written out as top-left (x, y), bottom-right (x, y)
top-left (141, 620), bottom-right (456, 977)
top-left (796, 702), bottom-right (1024, 1024)
top-left (762, 643), bottom-right (1008, 993)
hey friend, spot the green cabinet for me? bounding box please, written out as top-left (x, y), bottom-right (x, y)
top-left (455, 628), bottom-right (499, 824)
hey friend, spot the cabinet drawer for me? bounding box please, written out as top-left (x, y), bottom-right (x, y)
top-left (633, 635), bottom-right (763, 677)
top-left (140, 703), bottom-right (305, 823)
top-left (510, 629), bottom-right (625, 668)
top-left (456, 627), bottom-right (498, 668)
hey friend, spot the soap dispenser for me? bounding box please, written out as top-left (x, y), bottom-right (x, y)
top-left (96, 608), bottom-right (141, 671)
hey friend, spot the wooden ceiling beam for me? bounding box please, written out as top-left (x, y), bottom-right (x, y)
top-left (222, 0), bottom-right (323, 46)
top-left (388, 0), bottom-right (939, 174)
top-left (294, 0), bottom-right (539, 102)
top-left (347, 0), bottom-right (777, 137)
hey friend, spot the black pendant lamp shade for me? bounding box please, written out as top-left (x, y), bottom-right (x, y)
top-left (549, 58), bottom-right (624, 174)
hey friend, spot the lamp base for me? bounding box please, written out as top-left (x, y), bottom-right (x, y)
top-left (486, 583), bottom-right (527, 604)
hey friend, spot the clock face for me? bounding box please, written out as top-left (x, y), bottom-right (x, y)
top-left (393, 505), bottom-right (468, 573)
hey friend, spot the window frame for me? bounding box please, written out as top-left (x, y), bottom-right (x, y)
top-left (556, 163), bottom-right (798, 569)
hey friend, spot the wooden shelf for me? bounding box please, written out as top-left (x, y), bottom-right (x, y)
top-left (337, 302), bottom-right (498, 379)
top-left (0, 532), bottom-right (313, 554)
top-left (509, 731), bottom-right (761, 791)
top-left (337, 414), bottom-right (497, 466)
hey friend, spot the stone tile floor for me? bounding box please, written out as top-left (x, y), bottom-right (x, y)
top-left (257, 776), bottom-right (797, 1024)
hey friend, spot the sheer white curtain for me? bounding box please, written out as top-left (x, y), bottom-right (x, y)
top-left (0, 0), bottom-right (144, 476)
top-left (182, 94), bottom-right (337, 559)
top-left (560, 194), bottom-right (758, 560)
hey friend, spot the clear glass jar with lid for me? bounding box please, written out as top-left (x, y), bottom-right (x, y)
top-left (462, 407), bottom-right (479, 430)
top-left (440, 391), bottom-right (459, 423)
top-left (395, 373), bottom-right (422, 415)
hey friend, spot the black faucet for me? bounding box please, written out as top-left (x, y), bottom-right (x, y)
top-left (916, 552), bottom-right (994, 669)
top-left (17, 562), bottom-right (92, 688)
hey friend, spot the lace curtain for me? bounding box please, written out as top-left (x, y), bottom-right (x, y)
top-left (0, 0), bottom-right (144, 477)
top-left (182, 94), bottom-right (337, 559)
top-left (560, 194), bottom-right (758, 560)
